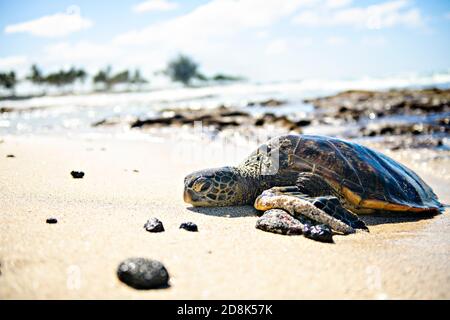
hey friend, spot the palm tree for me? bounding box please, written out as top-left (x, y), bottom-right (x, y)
top-left (165, 54), bottom-right (199, 86)
top-left (27, 64), bottom-right (45, 93)
top-left (0, 71), bottom-right (17, 96)
top-left (93, 66), bottom-right (112, 91)
top-left (76, 69), bottom-right (87, 83)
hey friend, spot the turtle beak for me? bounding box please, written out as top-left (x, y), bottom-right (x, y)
top-left (183, 189), bottom-right (192, 203)
top-left (184, 189), bottom-right (198, 204)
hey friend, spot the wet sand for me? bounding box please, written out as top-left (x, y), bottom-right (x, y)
top-left (0, 135), bottom-right (449, 299)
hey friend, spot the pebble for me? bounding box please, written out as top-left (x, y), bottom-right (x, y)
top-left (117, 258), bottom-right (169, 289)
top-left (303, 224), bottom-right (333, 243)
top-left (46, 218), bottom-right (58, 224)
top-left (70, 171), bottom-right (85, 179)
top-left (144, 217), bottom-right (165, 232)
top-left (179, 222), bottom-right (198, 232)
top-left (6, 154), bottom-right (15, 158)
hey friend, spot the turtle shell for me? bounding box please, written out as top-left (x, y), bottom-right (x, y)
top-left (262, 134), bottom-right (442, 212)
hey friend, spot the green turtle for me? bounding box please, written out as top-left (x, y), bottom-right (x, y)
top-left (184, 134), bottom-right (443, 241)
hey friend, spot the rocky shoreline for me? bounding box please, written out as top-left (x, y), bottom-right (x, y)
top-left (304, 88), bottom-right (450, 118)
top-left (92, 88), bottom-right (450, 151)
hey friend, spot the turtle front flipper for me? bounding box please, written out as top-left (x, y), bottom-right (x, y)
top-left (255, 187), bottom-right (355, 235)
top-left (296, 172), bottom-right (337, 197)
top-left (296, 173), bottom-right (368, 230)
top-left (311, 196), bottom-right (368, 231)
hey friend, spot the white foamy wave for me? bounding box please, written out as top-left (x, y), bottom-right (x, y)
top-left (1, 70), bottom-right (449, 110)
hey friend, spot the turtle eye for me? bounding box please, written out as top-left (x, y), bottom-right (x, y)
top-left (192, 178), bottom-right (212, 193)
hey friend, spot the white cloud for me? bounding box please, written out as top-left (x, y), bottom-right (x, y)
top-left (265, 39), bottom-right (289, 55)
top-left (326, 36), bottom-right (347, 45)
top-left (0, 56), bottom-right (28, 69)
top-left (361, 35), bottom-right (387, 47)
top-left (4, 12), bottom-right (92, 37)
top-left (132, 0), bottom-right (179, 14)
top-left (43, 42), bottom-right (120, 63)
top-left (256, 30), bottom-right (270, 39)
top-left (0, 56), bottom-right (31, 77)
top-left (324, 0), bottom-right (352, 9)
top-left (292, 0), bottom-right (423, 29)
top-left (0, 55), bottom-right (28, 70)
top-left (39, 40), bottom-right (169, 76)
top-left (115, 0), bottom-right (306, 46)
top-left (265, 37), bottom-right (313, 55)
top-left (112, 0), bottom-right (315, 79)
top-left (293, 11), bottom-right (321, 26)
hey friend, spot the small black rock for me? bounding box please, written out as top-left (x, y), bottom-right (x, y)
top-left (303, 223), bottom-right (333, 243)
top-left (117, 257), bottom-right (169, 289)
top-left (6, 154), bottom-right (15, 158)
top-left (46, 218), bottom-right (58, 224)
top-left (179, 222), bottom-right (198, 232)
top-left (70, 171), bottom-right (85, 179)
top-left (144, 218), bottom-right (165, 232)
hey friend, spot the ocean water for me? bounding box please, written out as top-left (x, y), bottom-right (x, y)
top-left (1, 71), bottom-right (449, 139)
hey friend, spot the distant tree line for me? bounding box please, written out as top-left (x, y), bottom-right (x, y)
top-left (93, 66), bottom-right (147, 90)
top-left (0, 54), bottom-right (244, 95)
top-left (27, 65), bottom-right (87, 91)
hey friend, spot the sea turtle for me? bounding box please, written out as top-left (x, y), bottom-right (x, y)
top-left (183, 134), bottom-right (443, 242)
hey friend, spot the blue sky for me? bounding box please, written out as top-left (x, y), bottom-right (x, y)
top-left (1, 0), bottom-right (449, 81)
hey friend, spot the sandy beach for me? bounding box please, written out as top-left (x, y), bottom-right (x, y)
top-left (2, 0), bottom-right (450, 303)
top-left (1, 134), bottom-right (449, 299)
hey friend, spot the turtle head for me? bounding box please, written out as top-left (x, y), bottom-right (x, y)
top-left (184, 166), bottom-right (249, 207)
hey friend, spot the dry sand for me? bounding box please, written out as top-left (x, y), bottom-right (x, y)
top-left (0, 135), bottom-right (449, 299)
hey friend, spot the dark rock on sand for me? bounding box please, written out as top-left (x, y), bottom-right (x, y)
top-left (70, 171), bottom-right (85, 179)
top-left (179, 222), bottom-right (198, 232)
top-left (46, 218), bottom-right (58, 224)
top-left (302, 223), bottom-right (333, 243)
top-left (117, 257), bottom-right (169, 289)
top-left (255, 209), bottom-right (303, 235)
top-left (144, 217), bottom-right (165, 232)
top-left (6, 154), bottom-right (15, 158)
